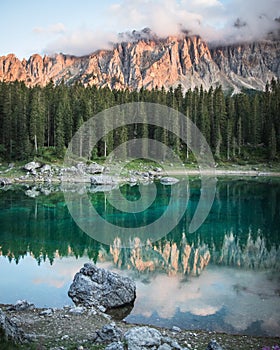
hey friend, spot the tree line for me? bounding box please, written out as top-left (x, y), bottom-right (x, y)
top-left (0, 79), bottom-right (279, 162)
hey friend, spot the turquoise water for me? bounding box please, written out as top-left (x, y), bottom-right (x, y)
top-left (0, 177), bottom-right (279, 336)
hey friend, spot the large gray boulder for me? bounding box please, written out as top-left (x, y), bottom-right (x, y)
top-left (68, 263), bottom-right (136, 310)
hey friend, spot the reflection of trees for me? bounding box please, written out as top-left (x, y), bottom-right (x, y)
top-left (0, 178), bottom-right (279, 272)
top-left (0, 187), bottom-right (105, 264)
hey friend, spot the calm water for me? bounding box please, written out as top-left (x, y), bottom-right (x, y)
top-left (0, 177), bottom-right (279, 336)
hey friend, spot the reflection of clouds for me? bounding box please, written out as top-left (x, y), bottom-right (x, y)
top-left (191, 306), bottom-right (219, 316)
top-left (33, 277), bottom-right (65, 288)
top-left (31, 256), bottom-right (91, 288)
top-left (0, 254), bottom-right (92, 307)
top-left (130, 266), bottom-right (280, 336)
top-left (132, 270), bottom-right (222, 319)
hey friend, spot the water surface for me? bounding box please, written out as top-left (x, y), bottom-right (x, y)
top-left (0, 177), bottom-right (279, 336)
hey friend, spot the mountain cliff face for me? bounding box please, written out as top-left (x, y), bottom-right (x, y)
top-left (0, 35), bottom-right (279, 91)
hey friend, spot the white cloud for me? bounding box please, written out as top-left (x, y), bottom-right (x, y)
top-left (33, 22), bottom-right (66, 35)
top-left (42, 0), bottom-right (280, 56)
top-left (44, 29), bottom-right (118, 56)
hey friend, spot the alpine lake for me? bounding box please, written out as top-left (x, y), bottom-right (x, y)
top-left (0, 176), bottom-right (279, 337)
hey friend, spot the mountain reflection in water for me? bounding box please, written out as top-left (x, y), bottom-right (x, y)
top-left (0, 177), bottom-right (279, 336)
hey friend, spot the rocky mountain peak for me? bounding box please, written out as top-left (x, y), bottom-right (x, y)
top-left (0, 33), bottom-right (279, 92)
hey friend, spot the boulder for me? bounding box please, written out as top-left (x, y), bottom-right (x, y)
top-left (95, 323), bottom-right (122, 343)
top-left (68, 263), bottom-right (136, 310)
top-left (206, 340), bottom-right (224, 350)
top-left (160, 177), bottom-right (179, 185)
top-left (124, 327), bottom-right (162, 350)
top-left (10, 300), bottom-right (35, 311)
top-left (86, 162), bottom-right (104, 174)
top-left (0, 177), bottom-right (12, 186)
top-left (23, 161), bottom-right (41, 171)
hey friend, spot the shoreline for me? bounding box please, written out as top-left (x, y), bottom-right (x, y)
top-left (1, 302), bottom-right (279, 350)
top-left (1, 166), bottom-right (280, 187)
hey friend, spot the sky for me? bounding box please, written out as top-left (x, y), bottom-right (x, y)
top-left (0, 0), bottom-right (279, 59)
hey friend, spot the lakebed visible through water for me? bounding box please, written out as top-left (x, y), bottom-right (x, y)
top-left (0, 177), bottom-right (279, 338)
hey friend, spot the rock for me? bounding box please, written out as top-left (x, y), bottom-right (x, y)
top-left (25, 188), bottom-right (40, 198)
top-left (124, 326), bottom-right (161, 350)
top-left (23, 161), bottom-right (41, 171)
top-left (170, 340), bottom-right (182, 349)
top-left (158, 344), bottom-right (172, 350)
top-left (105, 342), bottom-right (124, 350)
top-left (98, 305), bottom-right (107, 313)
top-left (1, 37), bottom-right (278, 92)
top-left (11, 300), bottom-right (35, 311)
top-left (172, 326), bottom-right (182, 332)
top-left (39, 309), bottom-right (53, 316)
top-left (40, 187), bottom-right (52, 196)
top-left (95, 323), bottom-right (122, 343)
top-left (0, 308), bottom-right (25, 343)
top-left (40, 164), bottom-right (52, 173)
top-left (160, 177), bottom-right (179, 185)
top-left (69, 306), bottom-right (86, 315)
top-left (86, 162), bottom-right (104, 174)
top-left (68, 263), bottom-right (136, 310)
top-left (89, 184), bottom-right (118, 193)
top-left (206, 339), bottom-right (224, 350)
top-left (91, 175), bottom-right (118, 185)
top-left (0, 177), bottom-right (12, 186)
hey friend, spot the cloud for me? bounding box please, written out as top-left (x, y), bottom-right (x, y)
top-left (107, 0), bottom-right (280, 43)
top-left (33, 22), bottom-right (66, 35)
top-left (44, 29), bottom-right (118, 56)
top-left (42, 0), bottom-right (280, 56)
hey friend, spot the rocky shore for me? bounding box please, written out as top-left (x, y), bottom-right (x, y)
top-left (1, 161), bottom-right (280, 190)
top-left (1, 264), bottom-right (279, 350)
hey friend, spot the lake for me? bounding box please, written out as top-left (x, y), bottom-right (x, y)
top-left (0, 177), bottom-right (279, 337)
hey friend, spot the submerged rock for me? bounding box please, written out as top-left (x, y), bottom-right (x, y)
top-left (160, 177), bottom-right (179, 185)
top-left (68, 263), bottom-right (136, 310)
top-left (91, 175), bottom-right (118, 185)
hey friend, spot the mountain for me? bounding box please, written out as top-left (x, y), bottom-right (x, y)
top-left (0, 33), bottom-right (279, 92)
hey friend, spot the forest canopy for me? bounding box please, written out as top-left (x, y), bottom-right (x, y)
top-left (0, 80), bottom-right (279, 163)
